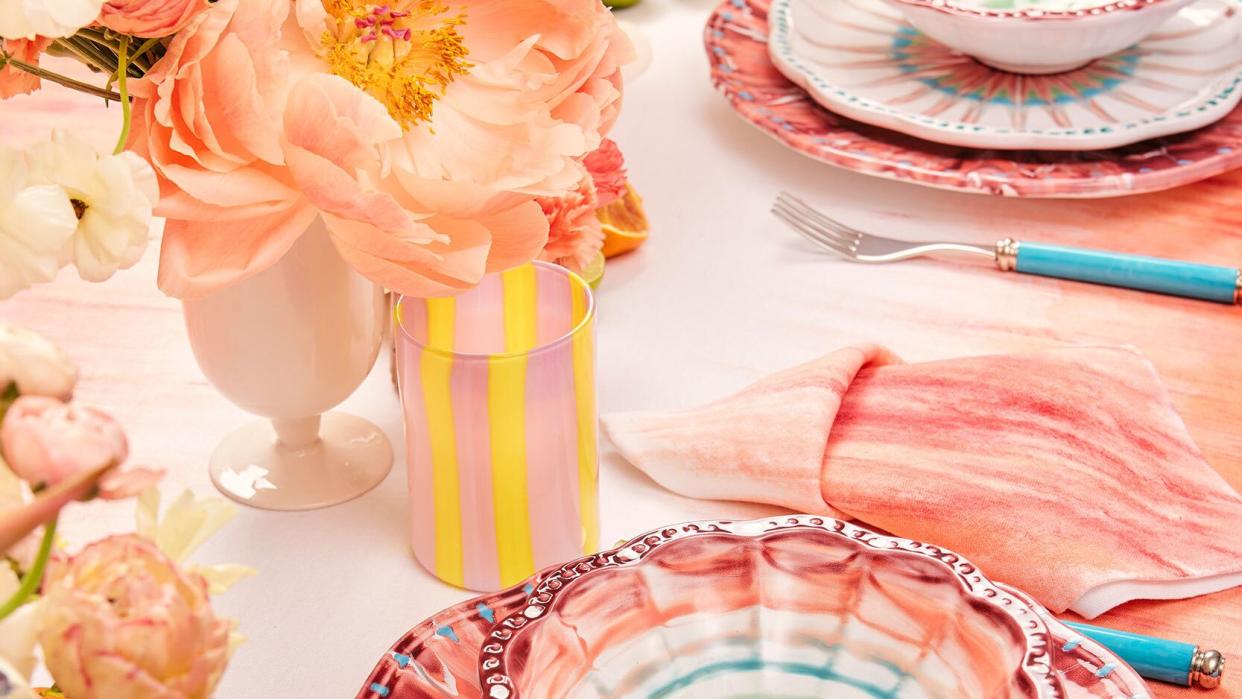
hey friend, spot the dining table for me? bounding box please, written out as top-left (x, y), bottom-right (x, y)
top-left (1, 0), bottom-right (1240, 696)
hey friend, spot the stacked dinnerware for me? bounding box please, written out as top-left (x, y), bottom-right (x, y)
top-left (707, 0), bottom-right (1242, 196)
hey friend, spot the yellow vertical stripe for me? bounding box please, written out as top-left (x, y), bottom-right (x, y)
top-left (502, 265), bottom-right (538, 353)
top-left (422, 298), bottom-right (463, 587)
top-left (571, 283), bottom-right (600, 555)
top-left (491, 267), bottom-right (537, 586)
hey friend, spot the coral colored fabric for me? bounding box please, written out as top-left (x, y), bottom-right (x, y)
top-left (603, 345), bottom-right (1242, 617)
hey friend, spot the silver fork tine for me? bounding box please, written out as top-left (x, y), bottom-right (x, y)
top-left (775, 205), bottom-right (856, 257)
top-left (773, 192), bottom-right (998, 265)
top-left (780, 193), bottom-right (874, 242)
top-left (772, 198), bottom-right (856, 249)
top-left (772, 203), bottom-right (855, 257)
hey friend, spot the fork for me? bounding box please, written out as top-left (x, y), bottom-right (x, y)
top-left (773, 192), bottom-right (1242, 305)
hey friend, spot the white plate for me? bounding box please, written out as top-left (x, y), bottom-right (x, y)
top-left (768, 0), bottom-right (1242, 151)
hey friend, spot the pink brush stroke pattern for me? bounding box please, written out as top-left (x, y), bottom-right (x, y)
top-left (603, 344), bottom-right (1242, 617)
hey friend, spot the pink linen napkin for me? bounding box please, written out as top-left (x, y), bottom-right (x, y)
top-left (602, 345), bottom-right (1242, 618)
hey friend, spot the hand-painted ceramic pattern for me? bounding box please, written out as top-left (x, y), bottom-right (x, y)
top-left (707, 0), bottom-right (1242, 196)
top-left (877, 0), bottom-right (1197, 74)
top-left (771, 0), bottom-right (1242, 150)
top-left (357, 519), bottom-right (1148, 699)
top-left (892, 0), bottom-right (1177, 18)
top-left (477, 518), bottom-right (1149, 699)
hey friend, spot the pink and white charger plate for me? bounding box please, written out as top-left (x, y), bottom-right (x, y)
top-left (707, 0), bottom-right (1242, 197)
top-left (357, 518), bottom-right (1148, 699)
top-left (769, 0), bottom-right (1242, 150)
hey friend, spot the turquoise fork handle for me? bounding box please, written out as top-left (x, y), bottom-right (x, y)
top-left (1063, 621), bottom-right (1225, 689)
top-left (997, 240), bottom-right (1241, 304)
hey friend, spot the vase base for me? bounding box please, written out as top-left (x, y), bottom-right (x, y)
top-left (208, 412), bottom-right (393, 511)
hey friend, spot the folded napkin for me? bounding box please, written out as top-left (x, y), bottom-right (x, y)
top-left (603, 345), bottom-right (1242, 618)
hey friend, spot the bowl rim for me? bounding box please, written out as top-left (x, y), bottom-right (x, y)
top-left (885, 0), bottom-right (1179, 20)
top-left (476, 516), bottom-right (1065, 698)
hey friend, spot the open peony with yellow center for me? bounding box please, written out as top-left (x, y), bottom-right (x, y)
top-left (130, 0), bottom-right (632, 298)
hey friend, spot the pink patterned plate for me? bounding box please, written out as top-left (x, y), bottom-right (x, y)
top-left (358, 518), bottom-right (1148, 699)
top-left (770, 0), bottom-right (1242, 150)
top-left (708, 0), bottom-right (1242, 197)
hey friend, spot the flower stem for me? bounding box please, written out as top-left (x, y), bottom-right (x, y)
top-left (114, 37), bottom-right (132, 155)
top-left (0, 515), bottom-right (57, 622)
top-left (52, 37), bottom-right (113, 75)
top-left (129, 38), bottom-right (162, 73)
top-left (0, 54), bottom-right (121, 101)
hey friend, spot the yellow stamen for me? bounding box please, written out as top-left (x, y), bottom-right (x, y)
top-left (319, 1), bottom-right (471, 129)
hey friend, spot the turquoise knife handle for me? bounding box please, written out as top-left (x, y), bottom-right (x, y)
top-left (999, 240), bottom-right (1240, 304)
top-left (1064, 621), bottom-right (1225, 689)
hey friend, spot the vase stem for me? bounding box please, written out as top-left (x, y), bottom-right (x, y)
top-left (273, 416), bottom-right (321, 450)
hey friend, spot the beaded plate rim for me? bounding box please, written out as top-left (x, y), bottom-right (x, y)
top-left (476, 516), bottom-right (1122, 699)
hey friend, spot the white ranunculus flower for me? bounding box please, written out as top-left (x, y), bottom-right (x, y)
top-left (0, 458), bottom-right (38, 571)
top-left (0, 325), bottom-right (76, 399)
top-left (24, 131), bottom-right (157, 283)
top-left (0, 0), bottom-right (106, 39)
top-left (0, 562), bottom-right (40, 693)
top-left (0, 146), bottom-right (76, 300)
top-left (0, 653), bottom-right (38, 699)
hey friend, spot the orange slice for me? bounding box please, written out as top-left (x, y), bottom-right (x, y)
top-left (597, 183), bottom-right (649, 259)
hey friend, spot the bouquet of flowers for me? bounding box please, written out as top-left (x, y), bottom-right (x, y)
top-left (0, 324), bottom-right (252, 699)
top-left (0, 0), bottom-right (643, 300)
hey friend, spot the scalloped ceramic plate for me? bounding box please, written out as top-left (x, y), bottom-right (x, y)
top-left (708, 0), bottom-right (1242, 197)
top-left (769, 0), bottom-right (1242, 150)
top-left (358, 518), bottom-right (1148, 699)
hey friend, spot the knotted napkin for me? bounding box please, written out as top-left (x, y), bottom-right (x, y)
top-left (603, 345), bottom-right (1242, 617)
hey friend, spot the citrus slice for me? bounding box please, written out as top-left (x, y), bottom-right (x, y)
top-left (580, 251), bottom-right (605, 289)
top-left (597, 182), bottom-right (649, 259)
top-left (604, 0), bottom-right (642, 8)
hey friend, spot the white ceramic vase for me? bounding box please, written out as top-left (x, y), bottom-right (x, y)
top-left (182, 216), bottom-right (393, 510)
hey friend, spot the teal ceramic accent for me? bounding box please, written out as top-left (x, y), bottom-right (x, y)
top-left (1065, 622), bottom-right (1195, 686)
top-left (1015, 242), bottom-right (1239, 303)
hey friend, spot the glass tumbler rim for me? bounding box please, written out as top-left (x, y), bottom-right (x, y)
top-left (393, 260), bottom-right (596, 362)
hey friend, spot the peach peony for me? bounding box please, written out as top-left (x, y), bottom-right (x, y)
top-left (39, 534), bottom-right (231, 699)
top-left (130, 0), bottom-right (632, 299)
top-left (98, 0), bottom-right (207, 37)
top-left (125, 0), bottom-right (308, 298)
top-left (538, 164), bottom-right (604, 273)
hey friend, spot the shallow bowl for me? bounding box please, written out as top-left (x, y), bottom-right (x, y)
top-left (879, 0), bottom-right (1197, 74)
top-left (476, 517), bottom-right (1147, 699)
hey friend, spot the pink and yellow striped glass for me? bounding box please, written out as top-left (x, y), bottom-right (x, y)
top-left (394, 262), bottom-right (599, 591)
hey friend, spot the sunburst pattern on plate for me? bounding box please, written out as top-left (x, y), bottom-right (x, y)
top-left (770, 0), bottom-right (1242, 149)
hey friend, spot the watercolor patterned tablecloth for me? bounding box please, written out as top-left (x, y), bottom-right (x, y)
top-left (1, 17), bottom-right (1240, 698)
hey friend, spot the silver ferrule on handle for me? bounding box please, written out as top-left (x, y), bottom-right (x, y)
top-left (1235, 270), bottom-right (1241, 305)
top-left (995, 238), bottom-right (1020, 272)
top-left (1191, 648), bottom-right (1225, 689)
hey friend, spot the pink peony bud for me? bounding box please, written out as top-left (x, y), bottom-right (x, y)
top-left (0, 397), bottom-right (126, 490)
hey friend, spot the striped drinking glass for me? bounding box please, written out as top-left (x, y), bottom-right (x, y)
top-left (394, 261), bottom-right (599, 591)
